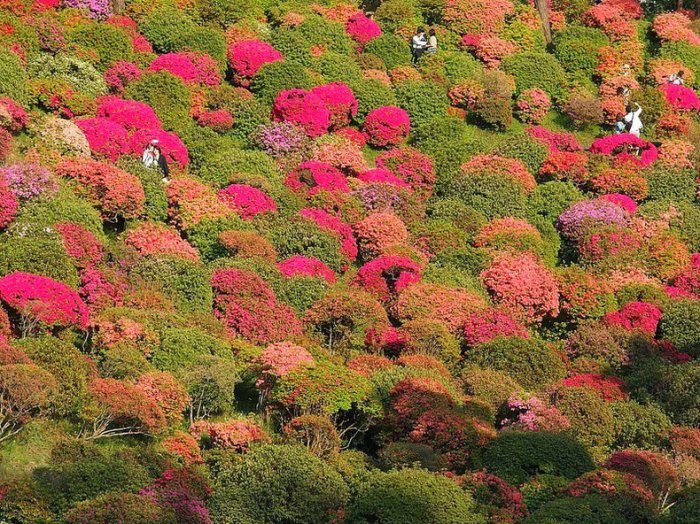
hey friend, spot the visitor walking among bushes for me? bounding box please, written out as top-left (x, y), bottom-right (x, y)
top-left (411, 27), bottom-right (427, 64)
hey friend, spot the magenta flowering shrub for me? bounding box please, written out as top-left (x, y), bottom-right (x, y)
top-left (278, 255), bottom-right (336, 283)
top-left (589, 134), bottom-right (658, 167)
top-left (272, 89), bottom-right (331, 138)
top-left (0, 164), bottom-right (56, 200)
top-left (557, 199), bottom-right (630, 242)
top-left (515, 88), bottom-right (551, 124)
top-left (500, 394), bottom-right (570, 432)
top-left (527, 126), bottom-right (582, 152)
top-left (63, 0), bottom-right (110, 20)
top-left (598, 193), bottom-right (637, 214)
top-left (129, 129), bottom-right (189, 167)
top-left (463, 307), bottom-right (530, 347)
top-left (363, 106), bottom-right (411, 147)
top-left (218, 184), bottom-right (277, 219)
top-left (254, 122), bottom-right (309, 158)
top-left (603, 301), bottom-right (662, 334)
top-left (96, 96), bottom-right (162, 131)
top-left (285, 161), bottom-right (349, 196)
top-left (0, 98), bottom-right (28, 133)
top-left (0, 178), bottom-right (18, 229)
top-left (659, 84), bottom-right (700, 111)
top-left (354, 255), bottom-right (422, 301)
top-left (227, 40), bottom-right (283, 85)
top-left (357, 168), bottom-right (411, 190)
top-left (310, 83), bottom-right (358, 129)
top-left (0, 272), bottom-right (89, 330)
top-left (55, 222), bottom-right (105, 269)
top-left (148, 53), bottom-right (222, 86)
top-left (104, 61), bottom-right (142, 93)
top-left (75, 117), bottom-right (130, 161)
top-left (299, 207), bottom-right (357, 261)
top-left (375, 147), bottom-right (436, 199)
top-left (346, 13), bottom-right (381, 47)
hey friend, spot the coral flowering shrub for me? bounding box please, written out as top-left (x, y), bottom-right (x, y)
top-left (218, 184), bottom-right (277, 219)
top-left (227, 40), bottom-right (282, 83)
top-left (129, 129), bottom-right (189, 167)
top-left (272, 89), bottom-right (331, 138)
top-left (124, 222), bottom-right (200, 261)
top-left (463, 308), bottom-right (530, 347)
top-left (285, 161), bottom-right (349, 195)
top-left (55, 222), bottom-right (104, 269)
top-left (0, 178), bottom-right (18, 229)
top-left (515, 88), bottom-right (551, 124)
top-left (354, 255), bottom-right (422, 301)
top-left (461, 155), bottom-right (536, 193)
top-left (277, 255), bottom-right (336, 283)
top-left (346, 13), bottom-right (381, 47)
top-left (354, 212), bottom-right (409, 260)
top-left (148, 52), bottom-right (222, 86)
top-left (166, 177), bottom-right (232, 229)
top-left (0, 272), bottom-right (89, 329)
top-left (310, 83), bottom-right (358, 129)
top-left (363, 106), bottom-right (411, 147)
top-left (75, 117), bottom-right (129, 161)
top-left (256, 341), bottom-right (315, 391)
top-left (603, 301), bottom-right (662, 334)
top-left (196, 109), bottom-right (233, 132)
top-left (659, 84), bottom-right (700, 111)
top-left (190, 419), bottom-right (268, 450)
top-left (96, 96), bottom-right (162, 131)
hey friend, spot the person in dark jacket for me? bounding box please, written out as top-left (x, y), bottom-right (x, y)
top-left (154, 145), bottom-right (170, 182)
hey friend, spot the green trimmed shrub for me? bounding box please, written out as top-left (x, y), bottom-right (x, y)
top-left (441, 51), bottom-right (482, 84)
top-left (0, 232), bottom-right (79, 287)
top-left (637, 200), bottom-right (700, 252)
top-left (495, 133), bottom-right (549, 174)
top-left (117, 158), bottom-right (168, 222)
top-left (348, 78), bottom-right (397, 123)
top-left (658, 485), bottom-right (700, 524)
top-left (130, 256), bottom-right (213, 313)
top-left (461, 366), bottom-right (523, 412)
top-left (465, 336), bottom-right (567, 390)
top-left (178, 355), bottom-right (240, 419)
top-left (444, 171), bottom-right (528, 220)
top-left (528, 181), bottom-right (584, 223)
top-left (312, 52), bottom-right (363, 84)
top-left (267, 218), bottom-right (346, 272)
top-left (377, 442), bottom-right (446, 472)
top-left (279, 276), bottom-right (330, 314)
top-left (658, 300), bottom-right (700, 358)
top-left (553, 25), bottom-right (609, 78)
top-left (480, 431), bottom-right (594, 484)
top-left (427, 199), bottom-right (487, 239)
top-left (523, 494), bottom-right (631, 524)
top-left (472, 96), bottom-right (513, 130)
top-left (550, 386), bottom-right (616, 451)
top-left (209, 444), bottom-right (350, 524)
top-left (126, 71), bottom-right (191, 131)
top-left (401, 319), bottom-right (462, 369)
top-left (364, 34), bottom-right (412, 70)
top-left (347, 468), bottom-right (482, 524)
top-left (28, 54), bottom-right (106, 97)
top-left (99, 344), bottom-right (153, 380)
top-left (68, 22), bottom-right (134, 71)
top-left (251, 61), bottom-right (314, 103)
top-left (138, 6), bottom-right (195, 54)
top-left (197, 147), bottom-right (280, 188)
top-left (610, 400), bottom-right (672, 450)
top-left (502, 52), bottom-right (567, 101)
top-left (152, 327), bottom-right (231, 372)
top-left (271, 17), bottom-right (354, 68)
top-left (177, 26), bottom-right (227, 66)
top-left (185, 216), bottom-right (250, 262)
top-left (394, 80), bottom-right (450, 129)
top-left (0, 48), bottom-right (27, 104)
top-left (645, 166), bottom-right (697, 202)
top-left (374, 0), bottom-right (419, 33)
top-left (65, 493), bottom-right (174, 524)
top-left (197, 0), bottom-right (263, 28)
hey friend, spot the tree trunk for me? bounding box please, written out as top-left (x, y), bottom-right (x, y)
top-left (534, 0), bottom-right (552, 46)
top-left (677, 0), bottom-right (683, 12)
top-left (110, 0), bottom-right (125, 15)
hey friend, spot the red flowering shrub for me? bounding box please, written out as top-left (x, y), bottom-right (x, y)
top-left (129, 128), bottom-right (189, 167)
top-left (148, 52), bottom-right (222, 86)
top-left (357, 168), bottom-right (410, 189)
top-left (0, 272), bottom-right (89, 331)
top-left (211, 267), bottom-right (303, 344)
top-left (346, 13), bottom-right (381, 47)
top-left (606, 450), bottom-right (680, 495)
top-left (375, 147), bottom-right (435, 200)
top-left (218, 184), bottom-right (277, 219)
top-left (286, 161), bottom-right (349, 196)
top-left (461, 155), bottom-right (536, 194)
top-left (652, 12), bottom-right (700, 46)
top-left (481, 253), bottom-right (560, 323)
top-left (196, 109), bottom-right (233, 132)
top-left (272, 89), bottom-right (331, 138)
top-left (0, 178), bottom-right (18, 230)
top-left (659, 83), bottom-right (700, 111)
top-left (136, 371), bottom-right (188, 424)
top-left (75, 117), bottom-right (129, 161)
top-left (162, 431), bottom-right (203, 465)
top-left (299, 207), bottom-right (357, 261)
top-left (55, 159), bottom-right (145, 220)
top-left (124, 222), bottom-right (199, 261)
top-left (55, 222), bottom-right (104, 269)
top-left (310, 83), bottom-right (358, 129)
top-left (363, 106), bottom-right (411, 147)
top-left (256, 341), bottom-right (314, 392)
top-left (603, 301), bottom-right (662, 334)
top-left (166, 177), bottom-right (232, 230)
top-left (539, 151), bottom-right (590, 184)
top-left (227, 40), bottom-right (282, 85)
top-left (354, 255), bottom-right (422, 301)
top-left (353, 212), bottom-right (408, 260)
top-left (277, 255), bottom-right (336, 283)
top-left (589, 134), bottom-right (658, 167)
top-left (0, 97), bottom-right (27, 133)
top-left (561, 373), bottom-right (627, 401)
top-left (463, 307), bottom-right (529, 347)
top-left (515, 88), bottom-right (551, 124)
top-left (104, 60), bottom-right (141, 93)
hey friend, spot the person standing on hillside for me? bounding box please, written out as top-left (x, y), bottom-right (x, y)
top-left (411, 27), bottom-right (427, 64)
top-left (426, 28), bottom-right (438, 55)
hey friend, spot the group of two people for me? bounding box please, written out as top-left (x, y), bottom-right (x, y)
top-left (141, 139), bottom-right (170, 181)
top-left (411, 27), bottom-right (437, 64)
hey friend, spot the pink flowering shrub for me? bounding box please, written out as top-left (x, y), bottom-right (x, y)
top-left (63, 0), bottom-right (110, 20)
top-left (500, 394), bottom-right (570, 432)
top-left (310, 83), bottom-right (358, 129)
top-left (55, 222), bottom-right (104, 269)
top-left (354, 255), bottom-right (422, 301)
top-left (124, 222), bottom-right (199, 261)
top-left (346, 13), bottom-right (381, 47)
top-left (299, 207), bottom-right (357, 261)
top-left (277, 255), bottom-right (336, 283)
top-left (515, 88), bottom-right (551, 124)
top-left (590, 134), bottom-right (658, 167)
top-left (218, 184), bottom-right (277, 219)
top-left (481, 253), bottom-right (560, 323)
top-left (652, 12), bottom-right (700, 46)
top-left (659, 84), bottom-right (700, 111)
top-left (461, 154), bottom-right (536, 193)
top-left (75, 117), bottom-right (129, 161)
top-left (272, 89), bottom-right (331, 138)
top-left (0, 163), bottom-right (56, 200)
top-left (357, 168), bottom-right (410, 189)
top-left (0, 272), bottom-right (89, 330)
top-left (96, 96), bottom-right (161, 131)
top-left (557, 199), bottom-right (630, 243)
top-left (527, 126), bottom-right (582, 152)
top-left (148, 52), bottom-right (222, 86)
top-left (256, 341), bottom-right (315, 391)
top-left (196, 109), bottom-right (233, 132)
top-left (603, 301), bottom-right (662, 334)
top-left (353, 212), bottom-right (409, 260)
top-left (463, 307), bottom-right (530, 346)
top-left (0, 178), bottom-right (18, 229)
top-left (561, 374), bottom-right (627, 401)
top-left (598, 194), bottom-right (637, 214)
top-left (104, 61), bottom-right (142, 93)
top-left (285, 161), bottom-right (349, 196)
top-left (190, 419), bottom-right (268, 451)
top-left (375, 147), bottom-right (435, 199)
top-left (79, 268), bottom-right (126, 310)
top-left (129, 129), bottom-right (189, 167)
top-left (254, 122), bottom-right (309, 158)
top-left (227, 40), bottom-right (282, 85)
top-left (363, 106), bottom-right (410, 147)
top-left (0, 97), bottom-right (28, 133)
top-left (475, 36), bottom-right (519, 68)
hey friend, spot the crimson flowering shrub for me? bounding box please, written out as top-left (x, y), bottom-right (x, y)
top-left (299, 207), bottom-right (357, 261)
top-left (461, 154), bottom-right (536, 194)
top-left (75, 117), bottom-right (129, 161)
top-left (481, 253), bottom-right (560, 323)
top-left (346, 13), bottom-right (381, 48)
top-left (387, 376), bottom-right (458, 433)
top-left (310, 83), bottom-right (358, 129)
top-left (354, 255), bottom-right (422, 302)
top-left (606, 450), bottom-right (680, 495)
top-left (129, 128), bottom-right (189, 167)
top-left (79, 268), bottom-right (126, 310)
top-left (227, 40), bottom-right (282, 85)
top-left (148, 52), bottom-right (222, 86)
top-left (277, 255), bottom-right (336, 283)
top-left (218, 184), bottom-right (277, 219)
top-left (463, 307), bottom-right (529, 347)
top-left (0, 272), bottom-right (89, 330)
top-left (375, 147), bottom-right (435, 200)
top-left (603, 301), bottom-right (662, 335)
top-left (357, 168), bottom-right (410, 189)
top-left (0, 178), bottom-right (17, 230)
top-left (500, 394), bottom-right (571, 433)
top-left (196, 109), bottom-right (233, 132)
top-left (0, 163), bottom-right (56, 200)
top-left (55, 158), bottom-right (145, 220)
top-left (190, 419), bottom-right (268, 451)
top-left (659, 83), bottom-right (700, 111)
top-left (583, 3), bottom-right (635, 41)
top-left (599, 193), bottom-right (638, 214)
top-left (347, 354), bottom-right (393, 376)
top-left (590, 134), bottom-right (659, 167)
top-left (0, 97), bottom-right (27, 133)
top-left (103, 61), bottom-right (141, 93)
top-left (561, 373), bottom-right (627, 402)
top-left (363, 106), bottom-right (410, 147)
top-left (272, 89), bottom-right (331, 138)
top-left (353, 212), bottom-right (408, 260)
top-left (96, 96), bottom-right (161, 131)
top-left (515, 88), bottom-right (551, 125)
top-left (0, 129), bottom-right (15, 164)
top-left (557, 267), bottom-right (617, 320)
top-left (124, 222), bottom-right (199, 261)
top-left (55, 222), bottom-right (104, 269)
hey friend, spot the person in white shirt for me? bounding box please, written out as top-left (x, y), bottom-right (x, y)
top-left (668, 70), bottom-right (685, 85)
top-left (411, 27), bottom-right (427, 64)
top-left (623, 103), bottom-right (643, 138)
top-left (426, 28), bottom-right (437, 55)
top-left (142, 139), bottom-right (158, 168)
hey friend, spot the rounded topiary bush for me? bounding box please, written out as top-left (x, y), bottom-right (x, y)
top-left (364, 34), bottom-right (412, 70)
top-left (479, 431), bottom-right (595, 485)
top-left (502, 52), bottom-right (567, 101)
top-left (444, 170), bottom-right (528, 220)
top-left (125, 71), bottom-right (191, 131)
top-left (523, 494), bottom-right (633, 524)
top-left (0, 49), bottom-right (27, 104)
top-left (658, 300), bottom-right (700, 357)
top-left (152, 327), bottom-right (230, 372)
top-left (394, 80), bottom-right (449, 130)
top-left (251, 61), bottom-right (314, 103)
top-left (645, 166), bottom-right (697, 202)
top-left (553, 25), bottom-right (610, 78)
top-left (495, 133), bottom-right (549, 174)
